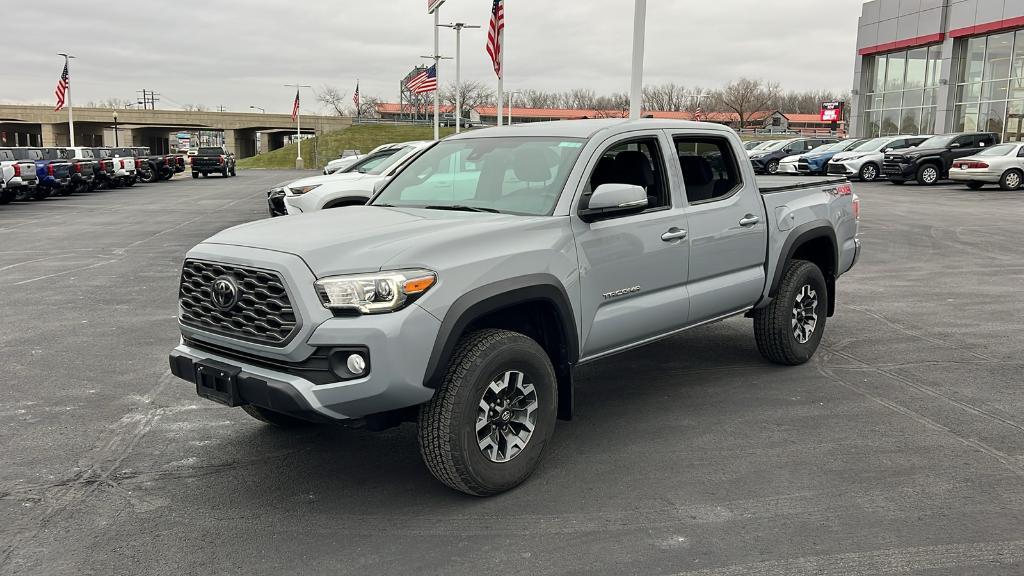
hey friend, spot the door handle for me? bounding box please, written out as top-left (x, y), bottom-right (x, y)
top-left (661, 228), bottom-right (688, 242)
top-left (739, 215), bottom-right (761, 227)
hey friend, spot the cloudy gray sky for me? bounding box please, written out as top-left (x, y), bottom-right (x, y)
top-left (2, 1), bottom-right (864, 113)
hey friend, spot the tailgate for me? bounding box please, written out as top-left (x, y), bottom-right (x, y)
top-left (192, 157), bottom-right (221, 169)
top-left (18, 162), bottom-right (38, 181)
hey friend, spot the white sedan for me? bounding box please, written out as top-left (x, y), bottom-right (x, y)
top-left (277, 141), bottom-right (433, 215)
top-left (948, 142), bottom-right (1024, 190)
top-left (776, 154), bottom-right (803, 175)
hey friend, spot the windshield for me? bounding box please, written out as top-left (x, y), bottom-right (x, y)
top-left (851, 137), bottom-right (890, 152)
top-left (977, 143), bottom-right (1017, 157)
top-left (743, 141), bottom-right (763, 150)
top-left (347, 150), bottom-right (400, 174)
top-left (915, 134), bottom-right (958, 149)
top-left (760, 140), bottom-right (792, 152)
top-left (372, 137), bottom-right (585, 216)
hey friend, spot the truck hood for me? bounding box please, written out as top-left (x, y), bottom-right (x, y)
top-left (831, 150), bottom-right (878, 161)
top-left (887, 146), bottom-right (941, 157)
top-left (202, 206), bottom-right (548, 277)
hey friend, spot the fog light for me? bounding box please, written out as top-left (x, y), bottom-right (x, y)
top-left (346, 354), bottom-right (366, 376)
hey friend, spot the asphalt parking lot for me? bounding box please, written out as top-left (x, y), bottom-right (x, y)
top-left (1, 172), bottom-right (1023, 575)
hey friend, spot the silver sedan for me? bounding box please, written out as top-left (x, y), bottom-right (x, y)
top-left (948, 142), bottom-right (1024, 190)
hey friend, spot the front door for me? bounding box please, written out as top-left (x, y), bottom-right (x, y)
top-left (572, 132), bottom-right (690, 359)
top-left (669, 130), bottom-right (768, 323)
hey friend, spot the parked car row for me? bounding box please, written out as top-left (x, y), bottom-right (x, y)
top-left (0, 146), bottom-right (187, 205)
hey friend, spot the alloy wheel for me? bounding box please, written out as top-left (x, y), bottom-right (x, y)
top-left (922, 167), bottom-right (938, 184)
top-left (792, 284), bottom-right (819, 344)
top-left (476, 370), bottom-right (539, 463)
top-left (861, 165), bottom-right (877, 181)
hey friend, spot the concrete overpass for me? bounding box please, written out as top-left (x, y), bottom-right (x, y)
top-left (0, 105), bottom-right (352, 158)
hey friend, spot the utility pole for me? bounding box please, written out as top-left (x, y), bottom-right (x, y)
top-left (216, 105), bottom-right (227, 113)
top-left (629, 0), bottom-right (647, 120)
top-left (439, 22), bottom-right (481, 134)
top-left (57, 53), bottom-right (76, 146)
top-left (284, 83), bottom-right (311, 169)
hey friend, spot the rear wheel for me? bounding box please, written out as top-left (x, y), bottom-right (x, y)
top-left (230, 166), bottom-right (237, 176)
top-left (966, 181), bottom-right (985, 190)
top-left (192, 172), bottom-right (199, 179)
top-left (753, 260), bottom-right (828, 365)
top-left (916, 164), bottom-right (940, 185)
top-left (999, 169), bottom-right (1023, 190)
top-left (418, 329), bottom-right (557, 496)
top-left (222, 168), bottom-right (229, 177)
top-left (858, 163), bottom-right (879, 182)
top-left (140, 169), bottom-right (157, 184)
top-left (31, 188), bottom-right (52, 201)
top-left (0, 190), bottom-right (14, 204)
top-left (241, 405), bottom-right (310, 427)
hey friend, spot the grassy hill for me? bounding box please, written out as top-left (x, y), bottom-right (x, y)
top-left (238, 124), bottom-right (457, 170)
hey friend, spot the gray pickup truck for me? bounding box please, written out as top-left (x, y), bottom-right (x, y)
top-left (169, 119), bottom-right (861, 495)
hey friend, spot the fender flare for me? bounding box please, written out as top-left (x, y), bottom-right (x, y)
top-left (422, 275), bottom-right (579, 419)
top-left (768, 222), bottom-right (838, 315)
top-left (321, 195), bottom-right (370, 210)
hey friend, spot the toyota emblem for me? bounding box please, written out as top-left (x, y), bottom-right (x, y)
top-left (211, 276), bottom-right (239, 310)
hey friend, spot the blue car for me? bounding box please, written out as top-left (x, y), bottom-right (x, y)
top-left (784, 139), bottom-right (867, 176)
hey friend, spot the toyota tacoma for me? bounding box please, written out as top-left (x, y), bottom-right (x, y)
top-left (169, 119), bottom-right (861, 496)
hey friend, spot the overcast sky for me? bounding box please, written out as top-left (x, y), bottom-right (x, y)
top-left (2, 1), bottom-right (864, 113)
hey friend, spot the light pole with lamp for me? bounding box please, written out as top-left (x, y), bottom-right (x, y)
top-left (113, 111), bottom-right (119, 147)
top-left (438, 22), bottom-right (481, 134)
top-left (249, 105), bottom-right (266, 114)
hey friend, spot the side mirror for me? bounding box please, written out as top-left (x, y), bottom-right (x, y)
top-left (950, 142), bottom-right (961, 148)
top-left (884, 147), bottom-right (893, 152)
top-left (371, 177), bottom-right (391, 196)
top-left (579, 183), bottom-right (648, 222)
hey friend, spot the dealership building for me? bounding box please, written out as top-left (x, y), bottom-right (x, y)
top-left (850, 0), bottom-right (1024, 140)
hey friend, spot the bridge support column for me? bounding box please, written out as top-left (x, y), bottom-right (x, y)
top-left (42, 123), bottom-right (69, 147)
top-left (223, 129), bottom-right (240, 159)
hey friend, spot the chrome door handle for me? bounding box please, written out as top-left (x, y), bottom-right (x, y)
top-left (739, 215), bottom-right (761, 227)
top-left (661, 228), bottom-right (688, 242)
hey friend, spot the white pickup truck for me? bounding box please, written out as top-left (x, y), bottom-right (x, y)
top-left (0, 148), bottom-right (39, 203)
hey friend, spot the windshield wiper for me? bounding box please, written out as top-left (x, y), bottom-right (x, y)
top-left (423, 205), bottom-right (501, 214)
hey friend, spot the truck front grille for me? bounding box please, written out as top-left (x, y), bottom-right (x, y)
top-left (179, 260), bottom-right (298, 346)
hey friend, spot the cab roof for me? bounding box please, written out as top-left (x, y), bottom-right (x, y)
top-left (445, 118), bottom-right (736, 141)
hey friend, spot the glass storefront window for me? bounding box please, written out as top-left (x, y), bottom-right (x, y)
top-left (862, 45), bottom-right (943, 137)
top-left (886, 52), bottom-right (906, 92)
top-left (953, 30), bottom-right (1024, 142)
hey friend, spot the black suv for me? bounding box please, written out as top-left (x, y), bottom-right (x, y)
top-left (882, 132), bottom-right (1000, 185)
top-left (749, 137), bottom-right (837, 175)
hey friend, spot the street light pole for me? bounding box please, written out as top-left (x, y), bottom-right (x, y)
top-left (113, 112), bottom-right (119, 147)
top-left (439, 22), bottom-right (481, 134)
top-left (283, 83), bottom-right (311, 169)
top-left (507, 90), bottom-right (522, 125)
top-left (58, 53), bottom-right (76, 146)
top-left (629, 0), bottom-right (647, 120)
top-left (249, 105), bottom-right (266, 114)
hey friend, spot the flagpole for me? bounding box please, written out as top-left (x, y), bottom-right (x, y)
top-left (433, 8), bottom-right (441, 141)
top-left (285, 83), bottom-right (311, 169)
top-left (58, 53), bottom-right (76, 147)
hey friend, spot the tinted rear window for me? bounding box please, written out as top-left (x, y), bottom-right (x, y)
top-left (198, 147), bottom-right (224, 155)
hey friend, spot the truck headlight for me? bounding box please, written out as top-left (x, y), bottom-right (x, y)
top-left (315, 269), bottom-right (437, 314)
top-left (290, 184), bottom-right (321, 195)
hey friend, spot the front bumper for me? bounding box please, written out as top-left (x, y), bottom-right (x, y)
top-left (777, 162), bottom-right (800, 174)
top-left (750, 158), bottom-right (769, 172)
top-left (948, 168), bottom-right (1001, 183)
top-left (267, 189), bottom-right (287, 217)
top-left (882, 162), bottom-right (916, 181)
top-left (171, 303), bottom-right (441, 421)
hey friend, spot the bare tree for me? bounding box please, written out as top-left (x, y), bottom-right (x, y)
top-left (83, 97), bottom-right (132, 109)
top-left (715, 78), bottom-right (781, 129)
top-left (315, 85), bottom-right (349, 116)
top-left (357, 95), bottom-right (383, 118)
top-left (593, 92), bottom-right (630, 118)
top-left (182, 103), bottom-right (209, 112)
top-left (519, 89), bottom-right (561, 109)
top-left (564, 88), bottom-right (597, 110)
top-left (643, 83), bottom-right (687, 112)
top-left (440, 81), bottom-right (496, 117)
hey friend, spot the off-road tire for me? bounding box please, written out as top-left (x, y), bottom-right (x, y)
top-left (241, 405), bottom-right (310, 427)
top-left (999, 169), bottom-right (1023, 191)
top-left (966, 181), bottom-right (985, 190)
top-left (916, 164), bottom-right (940, 186)
top-left (753, 260), bottom-right (828, 365)
top-left (418, 329), bottom-right (558, 496)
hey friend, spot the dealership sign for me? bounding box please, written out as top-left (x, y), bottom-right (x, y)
top-left (821, 101), bottom-right (844, 123)
top-left (427, 0), bottom-right (445, 13)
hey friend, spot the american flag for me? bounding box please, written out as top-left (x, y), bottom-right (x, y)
top-left (409, 65), bottom-right (437, 94)
top-left (487, 0), bottom-right (505, 79)
top-left (290, 89), bottom-right (299, 122)
top-left (353, 82), bottom-right (360, 108)
top-left (54, 61), bottom-right (69, 112)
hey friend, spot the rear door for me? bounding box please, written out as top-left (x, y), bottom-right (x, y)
top-left (668, 129), bottom-right (767, 323)
top-left (572, 130), bottom-right (690, 359)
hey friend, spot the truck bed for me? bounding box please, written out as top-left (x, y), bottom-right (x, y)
top-left (757, 175), bottom-right (847, 193)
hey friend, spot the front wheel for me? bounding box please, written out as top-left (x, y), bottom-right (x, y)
top-left (916, 164), bottom-right (940, 186)
top-left (753, 260), bottom-right (828, 365)
top-left (418, 329), bottom-right (557, 496)
top-left (1000, 169), bottom-right (1023, 190)
top-left (765, 160), bottom-right (780, 175)
top-left (230, 166), bottom-right (237, 176)
top-left (858, 163), bottom-right (879, 182)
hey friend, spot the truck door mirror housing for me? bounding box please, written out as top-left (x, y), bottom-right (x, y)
top-left (372, 177), bottom-right (391, 196)
top-left (579, 183), bottom-right (648, 222)
top-left (950, 142), bottom-right (961, 148)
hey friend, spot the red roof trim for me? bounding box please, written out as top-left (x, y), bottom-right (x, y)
top-left (949, 15), bottom-right (1024, 39)
top-left (858, 33), bottom-right (945, 56)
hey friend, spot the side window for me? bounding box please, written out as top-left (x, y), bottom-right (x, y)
top-left (888, 139), bottom-right (906, 150)
top-left (977, 134), bottom-right (995, 147)
top-left (954, 135), bottom-right (975, 148)
top-left (586, 137), bottom-right (669, 211)
top-left (674, 137), bottom-right (743, 204)
top-left (1018, 146), bottom-right (1024, 158)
